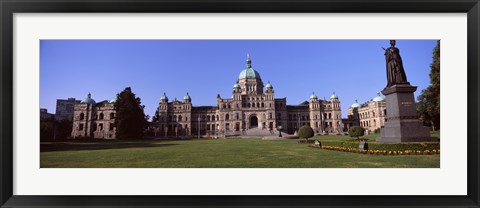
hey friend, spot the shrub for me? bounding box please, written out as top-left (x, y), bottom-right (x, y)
top-left (348, 126), bottom-right (365, 140)
top-left (298, 140), bottom-right (315, 144)
top-left (298, 126), bottom-right (314, 140)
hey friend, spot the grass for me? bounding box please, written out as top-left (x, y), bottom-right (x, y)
top-left (41, 136), bottom-right (440, 168)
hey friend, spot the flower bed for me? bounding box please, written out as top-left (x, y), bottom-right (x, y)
top-left (316, 140), bottom-right (439, 151)
top-left (314, 145), bottom-right (440, 155)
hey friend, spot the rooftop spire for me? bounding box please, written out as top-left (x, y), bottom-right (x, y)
top-left (246, 53), bottom-right (252, 68)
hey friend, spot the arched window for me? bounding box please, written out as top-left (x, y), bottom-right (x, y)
top-left (261, 103), bottom-right (265, 108)
top-left (269, 113), bottom-right (272, 119)
top-left (79, 113), bottom-right (85, 120)
top-left (185, 117), bottom-right (188, 121)
top-left (110, 113), bottom-right (115, 119)
top-left (225, 114), bottom-right (230, 120)
top-left (178, 115), bottom-right (182, 122)
top-left (248, 103), bottom-right (251, 108)
top-left (99, 113), bottom-right (104, 120)
top-left (216, 115), bottom-right (219, 121)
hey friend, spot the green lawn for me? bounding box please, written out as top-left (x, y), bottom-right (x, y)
top-left (41, 137), bottom-right (439, 168)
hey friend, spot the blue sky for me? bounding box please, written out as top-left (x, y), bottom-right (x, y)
top-left (40, 40), bottom-right (437, 119)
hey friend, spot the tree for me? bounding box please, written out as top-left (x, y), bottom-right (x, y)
top-left (151, 109), bottom-right (160, 123)
top-left (40, 118), bottom-right (73, 141)
top-left (417, 40), bottom-right (440, 130)
top-left (114, 87), bottom-right (148, 139)
top-left (348, 126), bottom-right (364, 140)
top-left (298, 126), bottom-right (314, 140)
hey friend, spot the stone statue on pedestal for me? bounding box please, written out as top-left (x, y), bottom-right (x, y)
top-left (378, 40), bottom-right (433, 142)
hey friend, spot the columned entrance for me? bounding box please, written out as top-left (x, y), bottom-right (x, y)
top-left (250, 116), bottom-right (258, 129)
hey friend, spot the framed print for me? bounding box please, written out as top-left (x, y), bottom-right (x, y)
top-left (1, 0), bottom-right (479, 207)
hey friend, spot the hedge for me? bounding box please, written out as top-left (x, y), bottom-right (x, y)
top-left (316, 140), bottom-right (440, 151)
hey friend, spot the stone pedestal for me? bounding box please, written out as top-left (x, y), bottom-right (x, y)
top-left (377, 84), bottom-right (433, 142)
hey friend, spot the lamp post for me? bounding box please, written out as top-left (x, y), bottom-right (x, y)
top-left (197, 115), bottom-right (200, 139)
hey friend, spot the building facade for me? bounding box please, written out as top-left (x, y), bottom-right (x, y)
top-left (40, 108), bottom-right (55, 120)
top-left (346, 93), bottom-right (387, 133)
top-left (71, 93), bottom-right (117, 139)
top-left (154, 55), bottom-right (343, 137)
top-left (55, 98), bottom-right (80, 120)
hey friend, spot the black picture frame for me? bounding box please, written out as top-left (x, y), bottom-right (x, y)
top-left (1, 0), bottom-right (479, 207)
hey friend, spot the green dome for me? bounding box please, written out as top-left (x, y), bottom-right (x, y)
top-left (80, 93), bottom-right (96, 105)
top-left (183, 92), bottom-right (191, 100)
top-left (238, 67), bottom-right (261, 79)
top-left (265, 81), bottom-right (273, 89)
top-left (372, 92), bottom-right (385, 102)
top-left (233, 83), bottom-right (240, 89)
top-left (238, 54), bottom-right (261, 79)
top-left (330, 92), bottom-right (338, 99)
top-left (160, 92), bottom-right (168, 101)
top-left (310, 92), bottom-right (318, 99)
top-left (351, 99), bottom-right (360, 108)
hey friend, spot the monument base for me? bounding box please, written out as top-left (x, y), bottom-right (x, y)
top-left (377, 84), bottom-right (433, 142)
top-left (377, 120), bottom-right (434, 142)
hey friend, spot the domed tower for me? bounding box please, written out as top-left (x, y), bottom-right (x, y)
top-left (348, 99), bottom-right (361, 125)
top-left (183, 92), bottom-right (192, 103)
top-left (158, 92), bottom-right (169, 123)
top-left (72, 92), bottom-right (97, 138)
top-left (309, 92), bottom-right (322, 133)
top-left (329, 92), bottom-right (342, 133)
top-left (237, 54), bottom-right (264, 95)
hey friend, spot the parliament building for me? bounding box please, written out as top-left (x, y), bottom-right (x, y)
top-left (70, 55), bottom-right (387, 139)
top-left (154, 55), bottom-right (343, 137)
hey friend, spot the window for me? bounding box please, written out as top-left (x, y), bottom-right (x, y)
top-left (79, 113), bottom-right (84, 120)
top-left (99, 113), bottom-right (104, 120)
top-left (225, 114), bottom-right (230, 120)
top-left (79, 124), bottom-right (84, 130)
top-left (269, 113), bottom-right (272, 119)
top-left (109, 123), bottom-right (114, 131)
top-left (178, 115), bottom-right (182, 122)
top-left (110, 113), bottom-right (115, 119)
top-left (235, 113), bottom-right (239, 120)
top-left (99, 123), bottom-right (104, 131)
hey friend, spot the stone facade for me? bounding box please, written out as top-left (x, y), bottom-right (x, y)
top-left (71, 93), bottom-right (117, 139)
top-left (154, 55), bottom-right (343, 137)
top-left (346, 93), bottom-right (387, 133)
top-left (55, 98), bottom-right (80, 120)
